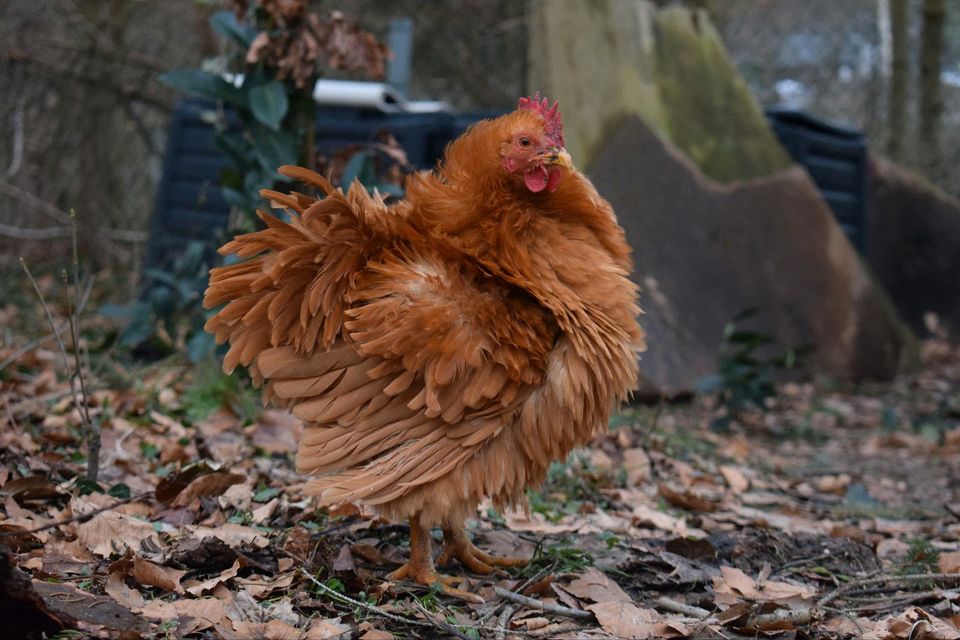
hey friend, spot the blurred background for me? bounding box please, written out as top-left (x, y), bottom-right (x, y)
top-left (0, 0), bottom-right (957, 392)
top-left (1, 1), bottom-right (957, 255)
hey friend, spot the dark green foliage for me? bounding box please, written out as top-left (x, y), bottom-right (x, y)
top-left (518, 542), bottom-right (593, 578)
top-left (101, 241), bottom-right (214, 362)
top-left (898, 537), bottom-right (940, 576)
top-left (182, 357), bottom-right (259, 423)
top-left (697, 308), bottom-right (812, 430)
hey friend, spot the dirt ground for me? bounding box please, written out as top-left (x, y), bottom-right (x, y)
top-left (1, 297), bottom-right (959, 638)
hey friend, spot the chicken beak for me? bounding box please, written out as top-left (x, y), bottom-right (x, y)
top-left (545, 148), bottom-right (573, 170)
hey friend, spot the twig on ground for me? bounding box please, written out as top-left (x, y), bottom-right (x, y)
top-left (493, 586), bottom-right (593, 620)
top-left (817, 572), bottom-right (960, 608)
top-left (845, 589), bottom-right (944, 614)
top-left (775, 552), bottom-right (833, 574)
top-left (0, 491), bottom-right (151, 537)
top-left (302, 569), bottom-right (447, 633)
top-left (654, 596), bottom-right (711, 619)
top-left (530, 622), bottom-right (588, 637)
top-left (747, 607), bottom-right (818, 630)
top-left (408, 598), bottom-right (472, 640)
top-left (495, 604), bottom-right (514, 640)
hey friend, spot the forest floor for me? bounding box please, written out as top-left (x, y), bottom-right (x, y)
top-left (1, 276), bottom-right (960, 639)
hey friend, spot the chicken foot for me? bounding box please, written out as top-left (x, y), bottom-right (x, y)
top-left (436, 521), bottom-right (528, 576)
top-left (386, 513), bottom-right (484, 603)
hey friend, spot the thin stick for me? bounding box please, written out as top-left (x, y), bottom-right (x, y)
top-left (21, 259), bottom-right (73, 379)
top-left (302, 570), bottom-right (550, 638)
top-left (845, 589), bottom-right (943, 614)
top-left (817, 572), bottom-right (960, 607)
top-left (493, 586), bottom-right (593, 620)
top-left (654, 596), bottom-right (711, 619)
top-left (302, 569), bottom-right (444, 631)
top-left (495, 604), bottom-right (514, 640)
top-left (530, 622), bottom-right (588, 637)
top-left (68, 211), bottom-right (99, 482)
top-left (20, 258), bottom-right (94, 474)
top-left (0, 491), bottom-right (151, 537)
top-left (408, 598), bottom-right (472, 640)
top-left (747, 607), bottom-right (817, 631)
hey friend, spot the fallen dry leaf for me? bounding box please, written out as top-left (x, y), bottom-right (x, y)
top-left (939, 551), bottom-right (960, 573)
top-left (359, 622), bottom-right (396, 639)
top-left (658, 482), bottom-right (721, 512)
top-left (183, 558), bottom-right (241, 596)
top-left (719, 465), bottom-right (750, 493)
top-left (586, 601), bottom-right (661, 639)
top-left (0, 475), bottom-right (63, 503)
top-left (881, 608), bottom-right (960, 640)
top-left (72, 496), bottom-right (158, 558)
top-left (104, 571), bottom-right (145, 610)
top-left (564, 567), bottom-right (632, 604)
top-left (713, 566), bottom-right (815, 606)
top-left (632, 504), bottom-right (705, 537)
top-left (175, 471), bottom-right (245, 506)
top-left (622, 448), bottom-right (651, 485)
top-left (189, 523), bottom-right (270, 548)
top-left (131, 556), bottom-right (186, 593)
top-left (511, 616), bottom-right (550, 630)
top-left (141, 597), bottom-right (226, 635)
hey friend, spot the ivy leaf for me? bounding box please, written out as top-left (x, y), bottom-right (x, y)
top-left (159, 69), bottom-right (243, 105)
top-left (251, 125), bottom-right (298, 172)
top-left (248, 81), bottom-right (289, 130)
top-left (209, 10), bottom-right (258, 48)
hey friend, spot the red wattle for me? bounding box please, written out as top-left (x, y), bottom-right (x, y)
top-left (546, 168), bottom-right (563, 193)
top-left (524, 167), bottom-right (549, 193)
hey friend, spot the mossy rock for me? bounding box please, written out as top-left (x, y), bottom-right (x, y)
top-left (528, 0), bottom-right (791, 181)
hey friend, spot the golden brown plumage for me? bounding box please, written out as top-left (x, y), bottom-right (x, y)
top-left (204, 95), bottom-right (645, 598)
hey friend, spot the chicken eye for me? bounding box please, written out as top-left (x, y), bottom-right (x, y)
top-left (518, 136), bottom-right (531, 148)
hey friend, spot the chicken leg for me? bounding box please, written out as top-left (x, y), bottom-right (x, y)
top-left (436, 521), bottom-right (528, 575)
top-left (386, 513), bottom-right (483, 603)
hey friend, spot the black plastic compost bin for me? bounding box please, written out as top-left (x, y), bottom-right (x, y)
top-left (145, 98), bottom-right (501, 271)
top-left (766, 108), bottom-right (868, 251)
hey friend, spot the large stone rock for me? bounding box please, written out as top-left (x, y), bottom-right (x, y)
top-left (866, 154), bottom-right (960, 336)
top-left (528, 0), bottom-right (791, 181)
top-left (589, 117), bottom-right (914, 394)
top-left (529, 0), bottom-right (914, 392)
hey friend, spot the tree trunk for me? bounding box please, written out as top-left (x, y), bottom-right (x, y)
top-left (918, 0), bottom-right (945, 169)
top-left (886, 0), bottom-right (908, 159)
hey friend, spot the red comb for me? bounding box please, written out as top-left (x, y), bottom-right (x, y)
top-left (518, 92), bottom-right (564, 147)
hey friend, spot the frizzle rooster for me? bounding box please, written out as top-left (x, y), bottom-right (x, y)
top-left (204, 94), bottom-right (645, 601)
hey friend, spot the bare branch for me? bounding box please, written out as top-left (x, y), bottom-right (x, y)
top-left (0, 222), bottom-right (71, 240)
top-left (654, 596), bottom-right (711, 619)
top-left (0, 180), bottom-right (71, 224)
top-left (492, 586), bottom-right (594, 620)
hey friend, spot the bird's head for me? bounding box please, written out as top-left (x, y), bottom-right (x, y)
top-left (500, 93), bottom-right (573, 194)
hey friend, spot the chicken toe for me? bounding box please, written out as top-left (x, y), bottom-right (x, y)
top-left (437, 523), bottom-right (528, 576)
top-left (387, 514), bottom-right (484, 604)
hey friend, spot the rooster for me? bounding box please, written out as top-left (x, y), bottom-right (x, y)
top-left (204, 95), bottom-right (645, 601)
